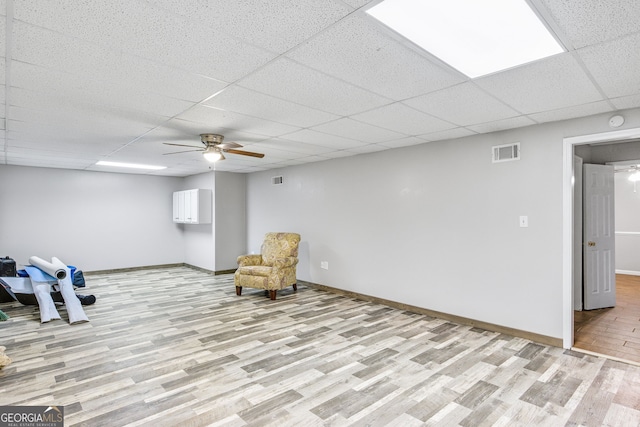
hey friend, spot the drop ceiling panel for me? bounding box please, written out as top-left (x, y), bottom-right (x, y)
top-left (467, 116), bottom-right (537, 134)
top-left (352, 103), bottom-right (456, 135)
top-left (146, 0), bottom-right (352, 54)
top-left (252, 138), bottom-right (335, 155)
top-left (310, 118), bottom-right (405, 143)
top-left (378, 136), bottom-right (431, 149)
top-left (286, 15), bottom-right (464, 101)
top-left (175, 105), bottom-right (300, 138)
top-left (14, 0), bottom-right (275, 83)
top-left (577, 33), bottom-right (640, 99)
top-left (528, 101), bottom-right (614, 124)
top-left (204, 86), bottom-right (339, 128)
top-left (474, 53), bottom-right (604, 114)
top-left (538, 0), bottom-right (640, 48)
top-left (12, 22), bottom-right (227, 103)
top-left (403, 83), bottom-right (520, 126)
top-left (612, 94), bottom-right (640, 111)
top-left (238, 58), bottom-right (391, 116)
top-left (10, 63), bottom-right (195, 120)
top-left (281, 129), bottom-right (369, 149)
top-left (420, 128), bottom-right (477, 143)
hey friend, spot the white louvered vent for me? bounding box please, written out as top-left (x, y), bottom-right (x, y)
top-left (492, 143), bottom-right (520, 163)
top-left (271, 176), bottom-right (283, 185)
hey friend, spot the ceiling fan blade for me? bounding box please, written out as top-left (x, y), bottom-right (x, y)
top-left (217, 141), bottom-right (243, 149)
top-left (163, 149), bottom-right (204, 155)
top-left (163, 142), bottom-right (203, 149)
top-left (223, 148), bottom-right (265, 158)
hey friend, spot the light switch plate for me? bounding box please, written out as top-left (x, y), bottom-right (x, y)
top-left (519, 216), bottom-right (528, 227)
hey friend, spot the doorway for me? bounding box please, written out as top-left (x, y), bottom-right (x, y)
top-left (563, 126), bottom-right (640, 357)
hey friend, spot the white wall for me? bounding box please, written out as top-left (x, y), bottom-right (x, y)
top-left (182, 172), bottom-right (216, 271)
top-left (615, 170), bottom-right (640, 274)
top-left (215, 172), bottom-right (247, 270)
top-left (246, 108), bottom-right (640, 340)
top-left (0, 165), bottom-right (184, 271)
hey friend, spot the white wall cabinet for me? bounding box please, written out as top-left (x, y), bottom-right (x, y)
top-left (173, 189), bottom-right (212, 224)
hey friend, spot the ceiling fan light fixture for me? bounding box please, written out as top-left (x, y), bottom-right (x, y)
top-left (203, 147), bottom-right (223, 162)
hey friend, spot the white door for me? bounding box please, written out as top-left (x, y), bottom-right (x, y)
top-left (583, 164), bottom-right (616, 310)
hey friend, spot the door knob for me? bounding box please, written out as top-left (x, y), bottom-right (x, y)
top-left (588, 241), bottom-right (596, 247)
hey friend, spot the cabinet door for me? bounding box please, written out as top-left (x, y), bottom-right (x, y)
top-left (173, 192), bottom-right (180, 222)
top-left (189, 189), bottom-right (199, 223)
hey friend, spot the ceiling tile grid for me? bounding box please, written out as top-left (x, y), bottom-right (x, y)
top-left (203, 85), bottom-right (340, 129)
top-left (237, 57), bottom-right (392, 116)
top-left (576, 32), bottom-right (640, 99)
top-left (2, 0), bottom-right (640, 175)
top-left (402, 82), bottom-right (521, 126)
top-left (286, 14), bottom-right (465, 101)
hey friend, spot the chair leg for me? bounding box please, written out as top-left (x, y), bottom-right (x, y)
top-left (269, 290), bottom-right (277, 300)
top-left (235, 286), bottom-right (242, 296)
top-left (293, 283), bottom-right (297, 291)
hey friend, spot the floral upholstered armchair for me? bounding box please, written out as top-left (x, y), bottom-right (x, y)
top-left (234, 232), bottom-right (301, 300)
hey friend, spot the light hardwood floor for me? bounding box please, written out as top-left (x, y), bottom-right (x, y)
top-left (574, 274), bottom-right (640, 364)
top-left (1, 266), bottom-right (639, 426)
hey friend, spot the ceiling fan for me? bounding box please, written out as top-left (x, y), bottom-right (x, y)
top-left (163, 134), bottom-right (265, 162)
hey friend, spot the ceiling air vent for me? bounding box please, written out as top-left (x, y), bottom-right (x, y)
top-left (272, 176), bottom-right (283, 185)
top-left (492, 143), bottom-right (520, 163)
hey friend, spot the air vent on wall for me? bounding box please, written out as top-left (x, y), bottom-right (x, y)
top-left (272, 176), bottom-right (283, 185)
top-left (492, 143), bottom-right (520, 163)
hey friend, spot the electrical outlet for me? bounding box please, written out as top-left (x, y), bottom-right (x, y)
top-left (321, 261), bottom-right (329, 270)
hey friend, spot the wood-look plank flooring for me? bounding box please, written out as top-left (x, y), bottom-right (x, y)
top-left (574, 274), bottom-right (640, 364)
top-left (1, 266), bottom-right (639, 426)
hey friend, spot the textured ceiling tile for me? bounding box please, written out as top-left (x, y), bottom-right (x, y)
top-left (281, 129), bottom-right (368, 149)
top-left (0, 19), bottom-right (5, 53)
top-left (611, 94), bottom-right (640, 111)
top-left (14, 0), bottom-right (275, 83)
top-left (238, 58), bottom-right (391, 116)
top-left (578, 33), bottom-right (640, 99)
top-left (474, 53), bottom-right (603, 114)
top-left (251, 138), bottom-right (334, 155)
top-left (352, 102), bottom-right (456, 135)
top-left (147, 0), bottom-right (351, 54)
top-left (10, 64), bottom-right (194, 120)
top-left (204, 86), bottom-right (339, 128)
top-left (287, 15), bottom-right (463, 101)
top-left (342, 0), bottom-right (375, 8)
top-left (528, 101), bottom-right (614, 123)
top-left (538, 0), bottom-right (640, 48)
top-left (175, 105), bottom-right (300, 138)
top-left (345, 144), bottom-right (391, 154)
top-left (12, 22), bottom-right (227, 102)
top-left (309, 118), bottom-right (404, 143)
top-left (403, 83), bottom-right (519, 126)
top-left (466, 116), bottom-right (537, 134)
top-left (378, 137), bottom-right (430, 149)
top-left (419, 128), bottom-right (477, 143)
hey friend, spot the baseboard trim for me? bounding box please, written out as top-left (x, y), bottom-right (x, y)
top-left (85, 263), bottom-right (186, 275)
top-left (86, 263), bottom-right (236, 276)
top-left (616, 269), bottom-right (640, 276)
top-left (300, 280), bottom-right (562, 348)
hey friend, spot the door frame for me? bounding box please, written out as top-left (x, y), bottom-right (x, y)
top-left (562, 126), bottom-right (640, 348)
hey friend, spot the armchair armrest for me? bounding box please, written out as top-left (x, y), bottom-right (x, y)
top-left (272, 257), bottom-right (299, 269)
top-left (237, 254), bottom-right (263, 267)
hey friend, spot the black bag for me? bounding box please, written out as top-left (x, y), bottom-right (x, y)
top-left (0, 257), bottom-right (17, 277)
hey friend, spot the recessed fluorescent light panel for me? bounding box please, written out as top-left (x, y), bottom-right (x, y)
top-left (95, 161), bottom-right (166, 170)
top-left (366, 0), bottom-right (564, 78)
